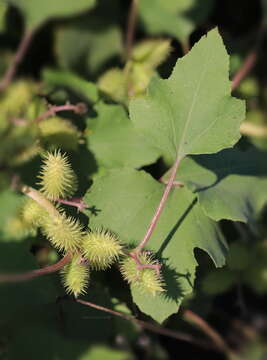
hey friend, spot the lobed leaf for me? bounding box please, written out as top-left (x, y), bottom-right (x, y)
top-left (175, 147), bottom-right (267, 222)
top-left (85, 168), bottom-right (227, 322)
top-left (86, 102), bottom-right (159, 169)
top-left (130, 29), bottom-right (245, 162)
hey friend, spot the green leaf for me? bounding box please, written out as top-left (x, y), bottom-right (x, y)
top-left (86, 102), bottom-right (159, 169)
top-left (79, 346), bottom-right (130, 360)
top-left (139, 0), bottom-right (214, 43)
top-left (0, 242), bottom-right (58, 326)
top-left (227, 242), bottom-right (251, 271)
top-left (42, 69), bottom-right (98, 103)
top-left (175, 147), bottom-right (267, 222)
top-left (130, 29), bottom-right (245, 162)
top-left (202, 268), bottom-right (235, 295)
top-left (7, 286), bottom-right (129, 360)
top-left (85, 168), bottom-right (227, 322)
top-left (5, 0), bottom-right (96, 29)
top-left (55, 23), bottom-right (122, 75)
top-left (0, 190), bottom-right (23, 229)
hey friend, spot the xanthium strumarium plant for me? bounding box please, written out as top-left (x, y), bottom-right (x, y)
top-left (2, 28), bottom-right (254, 326)
top-left (17, 150), bottom-right (165, 298)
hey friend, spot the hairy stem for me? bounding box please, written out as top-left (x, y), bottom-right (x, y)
top-left (76, 299), bottom-right (218, 351)
top-left (134, 157), bottom-right (181, 253)
top-left (0, 252), bottom-right (71, 283)
top-left (0, 28), bottom-right (36, 91)
top-left (35, 102), bottom-right (87, 122)
top-left (125, 0), bottom-right (138, 60)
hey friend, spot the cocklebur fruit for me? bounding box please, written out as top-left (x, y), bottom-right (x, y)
top-left (39, 116), bottom-right (80, 151)
top-left (132, 39), bottom-right (171, 69)
top-left (21, 198), bottom-right (47, 228)
top-left (61, 253), bottom-right (90, 297)
top-left (120, 253), bottom-right (165, 296)
top-left (82, 229), bottom-right (123, 270)
top-left (41, 211), bottom-right (84, 252)
top-left (38, 150), bottom-right (77, 200)
top-left (98, 68), bottom-right (127, 104)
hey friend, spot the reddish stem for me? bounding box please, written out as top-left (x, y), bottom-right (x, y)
top-left (160, 179), bottom-right (184, 187)
top-left (0, 28), bottom-right (36, 91)
top-left (76, 298), bottom-right (216, 351)
top-left (125, 0), bottom-right (138, 60)
top-left (183, 310), bottom-right (234, 356)
top-left (129, 252), bottom-right (161, 276)
top-left (134, 157), bottom-right (181, 254)
top-left (231, 51), bottom-right (257, 91)
top-left (0, 252), bottom-right (71, 283)
top-left (181, 39), bottom-right (190, 55)
top-left (54, 198), bottom-right (88, 212)
top-left (35, 102), bottom-right (87, 122)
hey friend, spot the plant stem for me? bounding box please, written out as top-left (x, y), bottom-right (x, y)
top-left (231, 51), bottom-right (257, 91)
top-left (53, 198), bottom-right (88, 212)
top-left (181, 39), bottom-right (190, 55)
top-left (183, 310), bottom-right (234, 356)
top-left (35, 102), bottom-right (87, 122)
top-left (125, 0), bottom-right (138, 60)
top-left (240, 121), bottom-right (267, 137)
top-left (76, 298), bottom-right (217, 351)
top-left (134, 157), bottom-right (181, 254)
top-left (21, 185), bottom-right (59, 218)
top-left (231, 25), bottom-right (264, 92)
top-left (0, 252), bottom-right (71, 283)
top-left (0, 28), bottom-right (36, 91)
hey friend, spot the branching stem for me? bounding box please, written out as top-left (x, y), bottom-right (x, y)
top-left (0, 252), bottom-right (71, 283)
top-left (53, 197), bottom-right (88, 212)
top-left (76, 298), bottom-right (219, 351)
top-left (0, 28), bottom-right (36, 91)
top-left (133, 157), bottom-right (181, 254)
top-left (129, 252), bottom-right (161, 275)
top-left (35, 102), bottom-right (87, 122)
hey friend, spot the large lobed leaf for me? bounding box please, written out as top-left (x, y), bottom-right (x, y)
top-left (85, 169), bottom-right (227, 323)
top-left (130, 29), bottom-right (245, 162)
top-left (175, 147), bottom-right (267, 223)
top-left (86, 102), bottom-right (159, 169)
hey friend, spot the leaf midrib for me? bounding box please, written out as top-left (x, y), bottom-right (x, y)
top-left (176, 47), bottom-right (214, 159)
